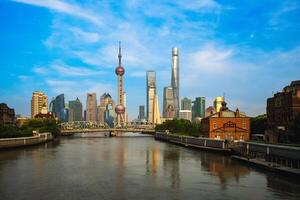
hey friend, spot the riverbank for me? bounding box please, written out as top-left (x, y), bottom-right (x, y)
top-left (232, 155), bottom-right (300, 178)
top-left (0, 132), bottom-right (53, 149)
top-left (155, 132), bottom-right (231, 153)
top-left (155, 132), bottom-right (300, 177)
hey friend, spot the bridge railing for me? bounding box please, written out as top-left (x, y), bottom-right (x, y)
top-left (59, 121), bottom-right (155, 130)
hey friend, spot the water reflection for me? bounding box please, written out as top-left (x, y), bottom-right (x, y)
top-left (199, 152), bottom-right (250, 186)
top-left (0, 137), bottom-right (300, 200)
top-left (163, 148), bottom-right (181, 190)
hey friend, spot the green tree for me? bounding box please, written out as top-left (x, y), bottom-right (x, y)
top-left (155, 119), bottom-right (200, 137)
top-left (250, 114), bottom-right (267, 135)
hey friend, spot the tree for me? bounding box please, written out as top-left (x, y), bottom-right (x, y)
top-left (250, 114), bottom-right (267, 135)
top-left (155, 119), bottom-right (200, 137)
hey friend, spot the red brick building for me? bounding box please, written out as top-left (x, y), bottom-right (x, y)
top-left (0, 103), bottom-right (15, 124)
top-left (265, 80), bottom-right (300, 143)
top-left (200, 102), bottom-right (250, 141)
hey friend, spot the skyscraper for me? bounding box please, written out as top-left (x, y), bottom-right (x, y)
top-left (99, 93), bottom-right (112, 122)
top-left (152, 94), bottom-right (161, 124)
top-left (181, 97), bottom-right (192, 111)
top-left (171, 47), bottom-right (180, 118)
top-left (163, 86), bottom-right (175, 118)
top-left (192, 97), bottom-right (205, 120)
top-left (146, 70), bottom-right (156, 123)
top-left (86, 93), bottom-right (97, 121)
top-left (138, 105), bottom-right (145, 120)
top-left (31, 91), bottom-right (48, 118)
top-left (54, 94), bottom-right (66, 122)
top-left (214, 96), bottom-right (224, 112)
top-left (69, 97), bottom-right (83, 121)
top-left (115, 42), bottom-right (126, 127)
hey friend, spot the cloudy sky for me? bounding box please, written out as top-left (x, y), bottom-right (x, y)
top-left (0, 0), bottom-right (300, 119)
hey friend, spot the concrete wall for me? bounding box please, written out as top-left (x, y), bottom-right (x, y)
top-left (0, 132), bottom-right (53, 149)
top-left (155, 132), bottom-right (227, 150)
top-left (239, 142), bottom-right (300, 160)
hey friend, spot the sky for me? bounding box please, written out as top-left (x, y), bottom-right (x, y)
top-left (0, 0), bottom-right (300, 119)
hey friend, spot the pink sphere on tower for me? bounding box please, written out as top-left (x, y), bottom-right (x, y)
top-left (115, 104), bottom-right (125, 114)
top-left (115, 66), bottom-right (125, 76)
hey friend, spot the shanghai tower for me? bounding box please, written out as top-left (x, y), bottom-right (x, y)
top-left (171, 47), bottom-right (179, 118)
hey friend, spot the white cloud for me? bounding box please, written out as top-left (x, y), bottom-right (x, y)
top-left (12, 0), bottom-right (102, 25)
top-left (69, 27), bottom-right (100, 43)
top-left (32, 66), bottom-right (48, 74)
top-left (18, 75), bottom-right (30, 81)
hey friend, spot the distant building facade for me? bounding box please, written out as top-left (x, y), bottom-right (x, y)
top-left (34, 103), bottom-right (54, 119)
top-left (179, 110), bottom-right (192, 121)
top-left (181, 97), bottom-right (192, 110)
top-left (31, 91), bottom-right (48, 118)
top-left (201, 102), bottom-right (250, 141)
top-left (86, 93), bottom-right (97, 121)
top-left (163, 86), bottom-right (175, 118)
top-left (192, 97), bottom-right (205, 120)
top-left (266, 80), bottom-right (300, 143)
top-left (205, 106), bottom-right (216, 117)
top-left (138, 105), bottom-right (145, 120)
top-left (68, 98), bottom-right (83, 122)
top-left (0, 103), bottom-right (15, 124)
top-left (54, 94), bottom-right (66, 122)
top-left (146, 71), bottom-right (156, 123)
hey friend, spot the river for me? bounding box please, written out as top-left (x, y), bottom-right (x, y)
top-left (1, 135), bottom-right (300, 200)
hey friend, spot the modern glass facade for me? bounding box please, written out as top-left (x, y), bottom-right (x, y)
top-left (171, 48), bottom-right (180, 118)
top-left (181, 97), bottom-right (192, 111)
top-left (192, 97), bottom-right (205, 119)
top-left (69, 98), bottom-right (83, 121)
top-left (163, 86), bottom-right (175, 118)
top-left (146, 71), bottom-right (156, 122)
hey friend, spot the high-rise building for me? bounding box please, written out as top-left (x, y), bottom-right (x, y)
top-left (152, 94), bottom-right (161, 124)
top-left (31, 91), bottom-right (48, 118)
top-left (138, 105), bottom-right (145, 120)
top-left (181, 97), bottom-right (192, 111)
top-left (179, 110), bottom-right (192, 121)
top-left (192, 97), bottom-right (205, 119)
top-left (115, 42), bottom-right (126, 127)
top-left (146, 70), bottom-right (156, 123)
top-left (105, 102), bottom-right (115, 127)
top-left (163, 86), bottom-right (175, 118)
top-left (214, 97), bottom-right (224, 113)
top-left (54, 94), bottom-right (66, 121)
top-left (86, 93), bottom-right (97, 121)
top-left (99, 93), bottom-right (113, 122)
top-left (171, 47), bottom-right (180, 118)
top-left (69, 97), bottom-right (83, 121)
top-left (49, 97), bottom-right (55, 114)
top-left (0, 103), bottom-right (15, 124)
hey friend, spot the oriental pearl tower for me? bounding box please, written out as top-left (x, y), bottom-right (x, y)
top-left (115, 42), bottom-right (125, 127)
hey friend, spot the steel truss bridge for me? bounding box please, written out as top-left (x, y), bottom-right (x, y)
top-left (59, 121), bottom-right (155, 136)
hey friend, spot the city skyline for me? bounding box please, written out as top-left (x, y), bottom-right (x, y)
top-left (1, 0), bottom-right (300, 119)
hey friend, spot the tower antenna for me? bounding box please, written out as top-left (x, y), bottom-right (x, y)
top-left (118, 41), bottom-right (122, 66)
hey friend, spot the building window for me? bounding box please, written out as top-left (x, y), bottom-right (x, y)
top-left (213, 122), bottom-right (217, 129)
top-left (243, 120), bottom-right (246, 129)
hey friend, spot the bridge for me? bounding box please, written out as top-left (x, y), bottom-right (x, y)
top-left (59, 121), bottom-right (156, 136)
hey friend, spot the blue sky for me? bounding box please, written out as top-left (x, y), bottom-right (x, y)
top-left (0, 0), bottom-right (300, 119)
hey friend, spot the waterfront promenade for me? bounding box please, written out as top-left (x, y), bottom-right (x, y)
top-left (0, 132), bottom-right (53, 149)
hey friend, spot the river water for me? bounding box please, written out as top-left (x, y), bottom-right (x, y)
top-left (1, 136), bottom-right (300, 200)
